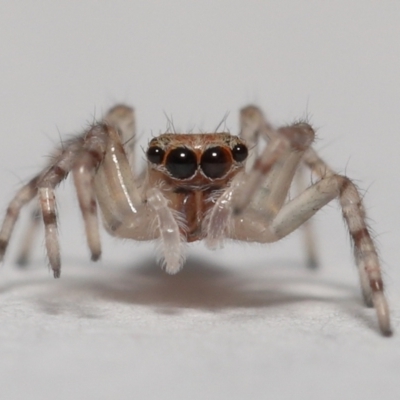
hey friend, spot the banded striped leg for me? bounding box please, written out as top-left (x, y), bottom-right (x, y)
top-left (228, 174), bottom-right (391, 335)
top-left (300, 148), bottom-right (378, 306)
top-left (38, 123), bottom-right (114, 276)
top-left (71, 105), bottom-right (137, 258)
top-left (0, 176), bottom-right (40, 262)
top-left (37, 140), bottom-right (84, 277)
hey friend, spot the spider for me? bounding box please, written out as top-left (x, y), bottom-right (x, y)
top-left (0, 104), bottom-right (392, 336)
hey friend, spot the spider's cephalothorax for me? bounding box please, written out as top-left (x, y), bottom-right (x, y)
top-left (0, 104), bottom-right (392, 336)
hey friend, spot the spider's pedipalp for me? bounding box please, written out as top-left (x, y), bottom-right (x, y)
top-left (147, 188), bottom-right (186, 274)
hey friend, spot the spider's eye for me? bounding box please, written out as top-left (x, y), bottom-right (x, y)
top-left (165, 147), bottom-right (197, 179)
top-left (147, 146), bottom-right (165, 164)
top-left (200, 147), bottom-right (231, 179)
top-left (231, 143), bottom-right (248, 162)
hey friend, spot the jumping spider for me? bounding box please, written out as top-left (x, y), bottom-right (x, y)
top-left (0, 104), bottom-right (392, 336)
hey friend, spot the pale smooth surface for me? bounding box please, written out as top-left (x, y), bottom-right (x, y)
top-left (0, 2), bottom-right (399, 399)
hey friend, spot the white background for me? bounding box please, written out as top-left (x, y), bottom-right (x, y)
top-left (0, 1), bottom-right (399, 399)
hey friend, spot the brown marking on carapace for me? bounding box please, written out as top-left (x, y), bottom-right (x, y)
top-left (149, 132), bottom-right (245, 156)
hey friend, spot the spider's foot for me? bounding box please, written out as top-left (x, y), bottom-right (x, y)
top-left (91, 251), bottom-right (101, 262)
top-left (371, 292), bottom-right (392, 337)
top-left (49, 255), bottom-right (61, 279)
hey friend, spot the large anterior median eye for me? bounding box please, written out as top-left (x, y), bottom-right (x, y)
top-left (165, 147), bottom-right (197, 179)
top-left (146, 146), bottom-right (165, 164)
top-left (200, 147), bottom-right (230, 179)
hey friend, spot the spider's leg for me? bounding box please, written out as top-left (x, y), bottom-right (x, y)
top-left (36, 139), bottom-right (85, 277)
top-left (103, 104), bottom-right (136, 172)
top-left (239, 105), bottom-right (319, 267)
top-left (0, 175), bottom-right (40, 263)
top-left (239, 105), bottom-right (276, 171)
top-left (231, 175), bottom-right (391, 336)
top-left (15, 205), bottom-right (41, 266)
top-left (303, 147), bottom-right (336, 179)
top-left (206, 122), bottom-right (314, 248)
top-left (71, 127), bottom-right (109, 262)
top-left (295, 165), bottom-right (319, 269)
top-left (91, 124), bottom-right (185, 274)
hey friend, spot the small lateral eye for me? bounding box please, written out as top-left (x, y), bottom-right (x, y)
top-left (200, 147), bottom-right (230, 179)
top-left (165, 147), bottom-right (197, 179)
top-left (147, 146), bottom-right (165, 164)
top-left (231, 143), bottom-right (248, 162)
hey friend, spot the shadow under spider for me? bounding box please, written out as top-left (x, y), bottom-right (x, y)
top-left (1, 255), bottom-right (376, 331)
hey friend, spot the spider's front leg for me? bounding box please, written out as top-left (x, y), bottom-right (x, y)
top-left (205, 121), bottom-right (314, 248)
top-left (207, 121), bottom-right (391, 335)
top-left (91, 119), bottom-right (185, 275)
top-left (239, 105), bottom-right (319, 268)
top-left (36, 123), bottom-right (123, 277)
top-left (238, 174), bottom-right (391, 335)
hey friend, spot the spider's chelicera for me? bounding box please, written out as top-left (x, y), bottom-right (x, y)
top-left (0, 104), bottom-right (392, 336)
